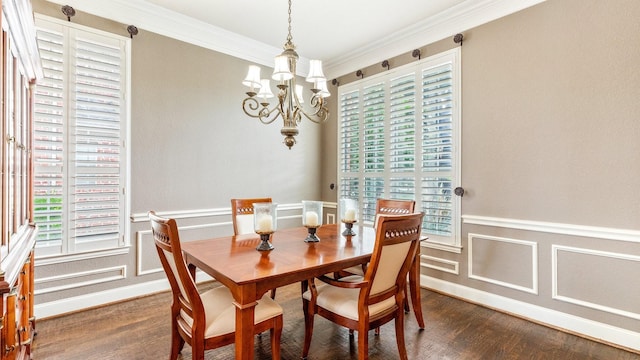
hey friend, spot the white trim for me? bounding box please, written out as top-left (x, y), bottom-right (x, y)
top-left (421, 254), bottom-right (459, 275)
top-left (325, 0), bottom-right (546, 77)
top-left (463, 215), bottom-right (640, 243)
top-left (35, 278), bottom-right (170, 319)
top-left (136, 229), bottom-right (159, 276)
top-left (35, 247), bottom-right (130, 266)
top-left (422, 241), bottom-right (463, 254)
top-left (327, 213), bottom-right (336, 225)
top-left (423, 275), bottom-right (640, 352)
top-left (3, 0), bottom-right (43, 79)
top-left (42, 0), bottom-right (287, 71)
top-left (468, 233), bottom-right (538, 294)
top-left (34, 271), bottom-right (215, 319)
top-left (135, 222), bottom-right (232, 276)
top-left (41, 0), bottom-right (546, 78)
top-left (131, 202), bottom-right (304, 223)
top-left (34, 265), bottom-right (126, 295)
top-left (552, 245), bottom-right (640, 321)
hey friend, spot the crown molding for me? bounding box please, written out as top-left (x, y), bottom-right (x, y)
top-left (42, 0), bottom-right (283, 66)
top-left (324, 0), bottom-right (546, 78)
top-left (43, 0), bottom-right (545, 78)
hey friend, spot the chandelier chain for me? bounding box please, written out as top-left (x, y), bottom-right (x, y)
top-left (287, 0), bottom-right (293, 44)
top-left (241, 0), bottom-right (329, 149)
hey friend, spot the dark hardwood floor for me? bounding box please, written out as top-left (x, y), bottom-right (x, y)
top-left (32, 282), bottom-right (638, 359)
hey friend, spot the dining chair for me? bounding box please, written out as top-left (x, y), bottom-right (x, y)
top-left (231, 197), bottom-right (273, 235)
top-left (230, 197), bottom-right (278, 299)
top-left (334, 198), bottom-right (418, 335)
top-left (149, 211), bottom-right (283, 360)
top-left (301, 212), bottom-right (424, 360)
top-left (340, 198), bottom-right (416, 296)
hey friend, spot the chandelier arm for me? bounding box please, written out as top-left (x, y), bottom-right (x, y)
top-left (242, 97), bottom-right (283, 125)
top-left (297, 96), bottom-right (329, 124)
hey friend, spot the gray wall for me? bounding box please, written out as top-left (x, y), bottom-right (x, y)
top-left (32, 0), bottom-right (323, 305)
top-left (33, 0), bottom-right (639, 351)
top-left (322, 0), bottom-right (640, 346)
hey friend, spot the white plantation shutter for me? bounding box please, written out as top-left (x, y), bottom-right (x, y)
top-left (33, 25), bottom-right (65, 251)
top-left (338, 48), bottom-right (461, 248)
top-left (33, 17), bottom-right (129, 255)
top-left (421, 63), bottom-right (455, 238)
top-left (362, 82), bottom-right (385, 173)
top-left (389, 73), bottom-right (416, 202)
top-left (361, 83), bottom-right (385, 222)
top-left (339, 90), bottom-right (361, 221)
top-left (340, 89), bottom-right (360, 173)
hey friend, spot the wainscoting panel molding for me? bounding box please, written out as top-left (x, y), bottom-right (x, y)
top-left (463, 215), bottom-right (640, 243)
top-left (552, 245), bottom-right (640, 321)
top-left (35, 265), bottom-right (127, 295)
top-left (423, 275), bottom-right (640, 352)
top-left (468, 233), bottom-right (538, 294)
top-left (421, 254), bottom-right (459, 275)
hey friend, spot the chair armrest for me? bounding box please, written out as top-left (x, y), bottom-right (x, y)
top-left (316, 275), bottom-right (368, 289)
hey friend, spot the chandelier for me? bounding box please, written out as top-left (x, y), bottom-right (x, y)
top-left (241, 0), bottom-right (330, 149)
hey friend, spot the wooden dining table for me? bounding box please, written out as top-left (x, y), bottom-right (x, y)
top-left (181, 223), bottom-right (425, 360)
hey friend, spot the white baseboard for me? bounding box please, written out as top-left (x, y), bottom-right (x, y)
top-left (423, 275), bottom-right (640, 352)
top-left (35, 273), bottom-right (639, 353)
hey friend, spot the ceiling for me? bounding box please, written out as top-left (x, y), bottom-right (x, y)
top-left (140, 0), bottom-right (467, 62)
top-left (43, 0), bottom-right (545, 77)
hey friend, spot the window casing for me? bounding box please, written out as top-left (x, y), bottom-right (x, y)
top-left (32, 16), bottom-right (130, 257)
top-left (338, 48), bottom-right (461, 250)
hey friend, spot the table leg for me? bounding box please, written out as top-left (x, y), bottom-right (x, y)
top-left (408, 251), bottom-right (425, 329)
top-left (234, 299), bottom-right (258, 360)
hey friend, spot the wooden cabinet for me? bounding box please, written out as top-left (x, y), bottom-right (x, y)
top-left (0, 0), bottom-right (41, 359)
top-left (0, 227), bottom-right (35, 360)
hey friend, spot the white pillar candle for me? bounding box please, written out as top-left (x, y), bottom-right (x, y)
top-left (344, 208), bottom-right (356, 221)
top-left (256, 215), bottom-right (273, 232)
top-left (305, 211), bottom-right (319, 227)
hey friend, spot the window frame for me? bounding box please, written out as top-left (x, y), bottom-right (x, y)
top-left (32, 15), bottom-right (131, 258)
top-left (338, 48), bottom-right (462, 252)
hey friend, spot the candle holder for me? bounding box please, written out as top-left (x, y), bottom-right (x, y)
top-left (304, 225), bottom-right (320, 243)
top-left (340, 198), bottom-right (358, 237)
top-left (341, 220), bottom-right (357, 236)
top-left (254, 202), bottom-right (277, 251)
top-left (255, 232), bottom-right (274, 251)
top-left (302, 200), bottom-right (322, 242)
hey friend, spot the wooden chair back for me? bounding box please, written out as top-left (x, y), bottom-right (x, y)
top-left (149, 211), bottom-right (283, 359)
top-left (231, 197), bottom-right (272, 235)
top-left (374, 198), bottom-right (415, 228)
top-left (376, 198), bottom-right (415, 215)
top-left (302, 212), bottom-right (424, 360)
top-left (365, 213), bottom-right (423, 305)
top-left (149, 211), bottom-right (204, 357)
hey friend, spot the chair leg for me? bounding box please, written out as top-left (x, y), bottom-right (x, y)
top-left (394, 310), bottom-right (408, 360)
top-left (270, 315), bottom-right (283, 360)
top-left (191, 341), bottom-right (205, 360)
top-left (301, 299), bottom-right (315, 359)
top-left (357, 325), bottom-right (369, 360)
top-left (169, 319), bottom-right (184, 360)
top-left (404, 283), bottom-right (410, 313)
top-left (270, 287), bottom-right (277, 299)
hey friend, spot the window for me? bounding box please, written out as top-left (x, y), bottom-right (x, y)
top-left (32, 16), bottom-right (130, 256)
top-left (338, 48), bottom-right (461, 249)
